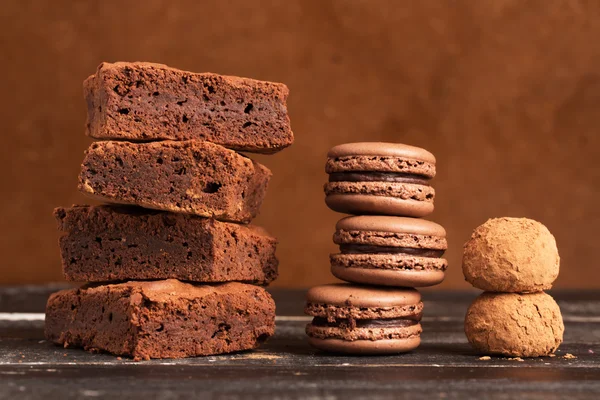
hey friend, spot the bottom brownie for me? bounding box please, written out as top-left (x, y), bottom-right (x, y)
top-left (45, 280), bottom-right (275, 360)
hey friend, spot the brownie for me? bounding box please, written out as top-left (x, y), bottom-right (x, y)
top-left (45, 280), bottom-right (276, 360)
top-left (54, 205), bottom-right (278, 284)
top-left (84, 62), bottom-right (294, 153)
top-left (78, 140), bottom-right (271, 223)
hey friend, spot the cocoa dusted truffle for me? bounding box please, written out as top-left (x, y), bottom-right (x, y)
top-left (464, 292), bottom-right (564, 357)
top-left (462, 217), bottom-right (559, 292)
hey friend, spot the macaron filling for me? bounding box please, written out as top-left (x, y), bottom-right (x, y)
top-left (306, 317), bottom-right (423, 341)
top-left (328, 171), bottom-right (430, 185)
top-left (339, 243), bottom-right (445, 257)
top-left (311, 316), bottom-right (420, 328)
top-left (305, 300), bottom-right (425, 321)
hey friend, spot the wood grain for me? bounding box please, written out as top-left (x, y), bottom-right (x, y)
top-left (1, 287), bottom-right (599, 399)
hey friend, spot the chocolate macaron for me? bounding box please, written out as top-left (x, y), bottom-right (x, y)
top-left (305, 283), bottom-right (423, 354)
top-left (330, 216), bottom-right (447, 287)
top-left (325, 142), bottom-right (436, 217)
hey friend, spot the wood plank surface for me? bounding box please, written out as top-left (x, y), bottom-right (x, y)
top-left (0, 287), bottom-right (599, 399)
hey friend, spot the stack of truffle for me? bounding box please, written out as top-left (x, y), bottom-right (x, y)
top-left (463, 218), bottom-right (564, 357)
top-left (45, 62), bottom-right (294, 360)
top-left (305, 143), bottom-right (448, 354)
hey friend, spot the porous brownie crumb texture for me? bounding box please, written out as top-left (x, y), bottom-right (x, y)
top-left (464, 292), bottom-right (564, 357)
top-left (44, 280), bottom-right (276, 360)
top-left (78, 140), bottom-right (271, 223)
top-left (462, 217), bottom-right (559, 292)
top-left (85, 62), bottom-right (293, 153)
top-left (334, 230), bottom-right (447, 249)
top-left (54, 205), bottom-right (278, 284)
top-left (326, 156), bottom-right (435, 177)
top-left (325, 182), bottom-right (435, 201)
top-left (304, 302), bottom-right (424, 322)
top-left (306, 322), bottom-right (422, 341)
top-left (330, 253), bottom-right (448, 271)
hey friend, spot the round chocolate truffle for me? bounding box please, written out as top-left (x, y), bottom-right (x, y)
top-left (464, 292), bottom-right (564, 357)
top-left (462, 217), bottom-right (559, 292)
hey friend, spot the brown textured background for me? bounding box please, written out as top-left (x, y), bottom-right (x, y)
top-left (1, 0), bottom-right (599, 289)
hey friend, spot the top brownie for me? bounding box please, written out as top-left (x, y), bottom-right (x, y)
top-left (84, 62), bottom-right (294, 153)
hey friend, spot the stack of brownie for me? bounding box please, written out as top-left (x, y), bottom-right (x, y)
top-left (45, 62), bottom-right (294, 360)
top-left (304, 143), bottom-right (448, 354)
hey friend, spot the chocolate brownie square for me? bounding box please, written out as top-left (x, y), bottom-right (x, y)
top-left (78, 140), bottom-right (271, 223)
top-left (84, 62), bottom-right (293, 153)
top-left (45, 280), bottom-right (276, 360)
top-left (54, 205), bottom-right (278, 284)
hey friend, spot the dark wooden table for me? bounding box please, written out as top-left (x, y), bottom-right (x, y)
top-left (1, 286), bottom-right (599, 399)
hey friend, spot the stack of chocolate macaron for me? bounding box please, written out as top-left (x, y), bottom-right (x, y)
top-left (305, 143), bottom-right (448, 354)
top-left (463, 218), bottom-right (564, 357)
top-left (45, 62), bottom-right (294, 360)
